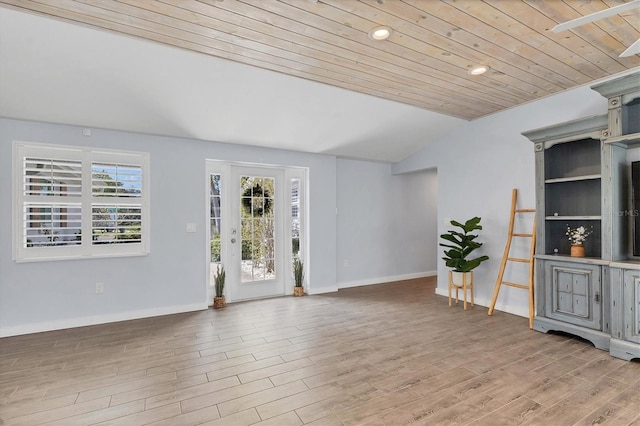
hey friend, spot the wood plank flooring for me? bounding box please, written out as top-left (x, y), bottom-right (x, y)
top-left (1, 277), bottom-right (639, 425)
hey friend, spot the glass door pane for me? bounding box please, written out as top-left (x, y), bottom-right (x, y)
top-left (240, 176), bottom-right (276, 282)
top-left (291, 178), bottom-right (301, 259)
top-left (210, 173), bottom-right (222, 287)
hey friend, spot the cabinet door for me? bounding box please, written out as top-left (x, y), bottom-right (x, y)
top-left (623, 270), bottom-right (640, 344)
top-left (545, 261), bottom-right (602, 330)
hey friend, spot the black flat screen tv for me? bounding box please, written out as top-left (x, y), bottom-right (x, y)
top-left (633, 161), bottom-right (640, 256)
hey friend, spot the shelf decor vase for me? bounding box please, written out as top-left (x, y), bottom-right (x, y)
top-left (570, 244), bottom-right (585, 258)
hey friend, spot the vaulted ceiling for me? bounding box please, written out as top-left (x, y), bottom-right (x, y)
top-left (1, 1), bottom-right (639, 161)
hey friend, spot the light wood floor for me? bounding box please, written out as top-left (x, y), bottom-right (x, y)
top-left (1, 277), bottom-right (639, 426)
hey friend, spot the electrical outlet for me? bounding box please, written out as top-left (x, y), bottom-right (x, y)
top-left (95, 282), bottom-right (104, 294)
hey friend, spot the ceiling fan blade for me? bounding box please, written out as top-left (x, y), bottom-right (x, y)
top-left (620, 39), bottom-right (640, 57)
top-left (552, 0), bottom-right (640, 33)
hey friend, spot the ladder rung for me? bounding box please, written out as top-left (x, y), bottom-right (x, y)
top-left (512, 233), bottom-right (533, 237)
top-left (515, 209), bottom-right (536, 213)
top-left (507, 257), bottom-right (530, 263)
top-left (501, 281), bottom-right (529, 289)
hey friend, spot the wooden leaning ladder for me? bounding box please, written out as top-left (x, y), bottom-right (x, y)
top-left (488, 189), bottom-right (536, 329)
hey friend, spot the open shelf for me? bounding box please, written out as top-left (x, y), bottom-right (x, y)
top-left (544, 212), bottom-right (601, 258)
top-left (544, 138), bottom-right (601, 180)
top-left (545, 215), bottom-right (601, 220)
top-left (545, 179), bottom-right (601, 217)
top-left (545, 174), bottom-right (601, 184)
top-left (603, 132), bottom-right (640, 147)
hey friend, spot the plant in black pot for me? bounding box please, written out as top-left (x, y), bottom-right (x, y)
top-left (440, 216), bottom-right (490, 287)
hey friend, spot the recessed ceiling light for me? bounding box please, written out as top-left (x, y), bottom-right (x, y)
top-left (368, 26), bottom-right (392, 41)
top-left (468, 65), bottom-right (489, 76)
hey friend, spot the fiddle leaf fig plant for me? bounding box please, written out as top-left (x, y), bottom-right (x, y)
top-left (440, 216), bottom-right (489, 272)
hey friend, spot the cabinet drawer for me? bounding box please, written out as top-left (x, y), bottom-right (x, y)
top-left (545, 261), bottom-right (602, 330)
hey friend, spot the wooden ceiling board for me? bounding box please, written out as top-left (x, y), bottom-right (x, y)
top-left (2, 0), bottom-right (638, 120)
top-left (353, 0), bottom-right (569, 99)
top-left (445, 0), bottom-right (618, 79)
top-left (357, 0), bottom-right (566, 93)
top-left (225, 0), bottom-right (517, 107)
top-left (567, 0), bottom-right (639, 41)
top-left (497, 1), bottom-right (628, 73)
top-left (525, 0), bottom-right (638, 68)
top-left (323, 0), bottom-right (545, 101)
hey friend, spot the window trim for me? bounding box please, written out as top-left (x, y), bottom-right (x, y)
top-left (13, 141), bottom-right (150, 262)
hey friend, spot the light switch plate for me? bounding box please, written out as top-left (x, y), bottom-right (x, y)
top-left (186, 223), bottom-right (197, 233)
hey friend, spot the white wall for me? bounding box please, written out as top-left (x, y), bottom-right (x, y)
top-left (336, 159), bottom-right (437, 288)
top-left (393, 82), bottom-right (614, 317)
top-left (0, 118), bottom-right (337, 337)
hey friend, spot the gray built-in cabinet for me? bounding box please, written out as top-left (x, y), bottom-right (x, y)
top-left (523, 72), bottom-right (640, 361)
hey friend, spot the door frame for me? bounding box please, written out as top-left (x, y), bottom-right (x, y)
top-left (205, 160), bottom-right (308, 304)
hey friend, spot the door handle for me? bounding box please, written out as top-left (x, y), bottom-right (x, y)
top-left (594, 292), bottom-right (600, 303)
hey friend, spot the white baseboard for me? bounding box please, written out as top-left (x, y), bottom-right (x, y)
top-left (0, 303), bottom-right (208, 338)
top-left (434, 287), bottom-right (529, 318)
top-left (307, 286), bottom-right (338, 295)
top-left (338, 270), bottom-right (437, 290)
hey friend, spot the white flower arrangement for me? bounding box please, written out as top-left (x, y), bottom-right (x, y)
top-left (566, 225), bottom-right (593, 245)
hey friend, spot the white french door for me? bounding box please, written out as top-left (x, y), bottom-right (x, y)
top-left (207, 162), bottom-right (290, 303)
top-left (229, 165), bottom-right (285, 301)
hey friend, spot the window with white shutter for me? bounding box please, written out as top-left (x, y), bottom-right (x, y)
top-left (91, 162), bottom-right (143, 245)
top-left (14, 142), bottom-right (149, 261)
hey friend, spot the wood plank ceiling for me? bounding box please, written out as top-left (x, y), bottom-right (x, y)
top-left (2, 0), bottom-right (639, 120)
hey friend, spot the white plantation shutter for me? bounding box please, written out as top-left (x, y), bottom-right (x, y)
top-left (24, 157), bottom-right (83, 196)
top-left (91, 163), bottom-right (142, 197)
top-left (92, 204), bottom-right (142, 244)
top-left (23, 202), bottom-right (83, 247)
top-left (14, 143), bottom-right (149, 261)
top-left (22, 156), bottom-right (83, 250)
top-left (91, 162), bottom-right (143, 245)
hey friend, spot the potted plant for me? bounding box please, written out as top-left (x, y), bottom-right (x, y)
top-left (440, 217), bottom-right (490, 286)
top-left (566, 225), bottom-right (593, 258)
top-left (213, 264), bottom-right (226, 308)
top-left (293, 258), bottom-right (304, 296)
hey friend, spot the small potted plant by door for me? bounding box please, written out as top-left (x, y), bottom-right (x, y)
top-left (293, 258), bottom-right (304, 296)
top-left (440, 217), bottom-right (490, 308)
top-left (213, 264), bottom-right (226, 308)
